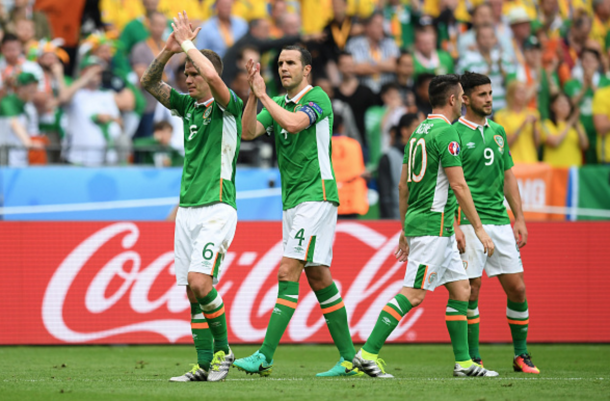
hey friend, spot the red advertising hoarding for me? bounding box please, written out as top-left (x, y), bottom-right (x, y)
top-left (1, 221), bottom-right (609, 344)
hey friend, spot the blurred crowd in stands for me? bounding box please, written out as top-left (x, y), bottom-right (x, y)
top-left (1, 0), bottom-right (610, 211)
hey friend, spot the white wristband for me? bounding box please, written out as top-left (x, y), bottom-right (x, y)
top-left (181, 40), bottom-right (196, 53)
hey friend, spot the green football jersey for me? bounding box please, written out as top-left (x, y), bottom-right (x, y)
top-left (403, 114), bottom-right (462, 237)
top-left (454, 117), bottom-right (514, 226)
top-left (257, 85), bottom-right (339, 210)
top-left (169, 88), bottom-right (243, 209)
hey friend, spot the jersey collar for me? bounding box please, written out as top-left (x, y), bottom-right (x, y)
top-left (427, 114), bottom-right (451, 124)
top-left (285, 85), bottom-right (313, 104)
top-left (194, 97), bottom-right (214, 108)
top-left (458, 116), bottom-right (489, 130)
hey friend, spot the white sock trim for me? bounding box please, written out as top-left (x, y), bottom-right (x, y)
top-left (446, 306), bottom-right (458, 313)
top-left (506, 308), bottom-right (529, 319)
top-left (201, 293), bottom-right (223, 312)
top-left (320, 292), bottom-right (342, 306)
top-left (191, 312), bottom-right (204, 320)
top-left (467, 308), bottom-right (479, 317)
top-left (388, 298), bottom-right (403, 313)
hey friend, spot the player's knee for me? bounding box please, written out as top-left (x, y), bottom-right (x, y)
top-left (508, 283), bottom-right (527, 302)
top-left (469, 278), bottom-right (482, 301)
top-left (187, 274), bottom-right (213, 299)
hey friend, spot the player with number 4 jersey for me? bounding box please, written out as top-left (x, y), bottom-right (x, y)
top-left (141, 12), bottom-right (242, 382)
top-left (454, 72), bottom-right (539, 374)
top-left (234, 45), bottom-right (361, 378)
top-left (354, 75), bottom-right (498, 379)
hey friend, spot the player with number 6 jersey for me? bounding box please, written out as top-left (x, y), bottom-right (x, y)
top-left (354, 75), bottom-right (498, 379)
top-left (141, 12), bottom-right (242, 382)
top-left (454, 72), bottom-right (540, 374)
top-left (234, 45), bottom-right (361, 378)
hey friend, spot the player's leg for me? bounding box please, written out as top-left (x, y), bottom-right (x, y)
top-left (188, 204), bottom-right (238, 381)
top-left (498, 272), bottom-right (539, 373)
top-left (304, 265), bottom-right (362, 377)
top-left (486, 225), bottom-right (539, 373)
top-left (169, 207), bottom-right (212, 382)
top-left (443, 236), bottom-right (498, 377)
top-left (233, 256), bottom-right (303, 375)
top-left (460, 224), bottom-right (487, 364)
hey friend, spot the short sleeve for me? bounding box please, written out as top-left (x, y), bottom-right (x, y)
top-left (257, 107), bottom-right (273, 131)
top-left (169, 88), bottom-right (192, 118)
top-left (218, 89), bottom-right (243, 116)
top-left (436, 126), bottom-right (462, 168)
top-left (299, 90), bottom-right (332, 127)
top-left (499, 126), bottom-right (514, 170)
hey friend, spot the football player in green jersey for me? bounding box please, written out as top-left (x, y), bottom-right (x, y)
top-left (141, 12), bottom-right (243, 382)
top-left (233, 45), bottom-right (361, 378)
top-left (353, 74), bottom-right (499, 378)
top-left (454, 71), bottom-right (539, 374)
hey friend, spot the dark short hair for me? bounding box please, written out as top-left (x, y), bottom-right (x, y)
top-left (153, 120), bottom-right (173, 132)
top-left (281, 45), bottom-right (312, 67)
top-left (428, 74), bottom-right (461, 108)
top-left (460, 71), bottom-right (491, 96)
top-left (470, 2), bottom-right (492, 17)
top-left (363, 11), bottom-right (383, 26)
top-left (249, 18), bottom-right (265, 31)
top-left (581, 47), bottom-right (601, 61)
top-left (397, 50), bottom-right (412, 63)
top-left (333, 113), bottom-right (344, 133)
top-left (338, 50), bottom-right (353, 59)
top-left (238, 44), bottom-right (259, 60)
top-left (1, 33), bottom-right (19, 46)
top-left (398, 113), bottom-right (420, 130)
top-left (380, 82), bottom-right (400, 97)
top-left (198, 49), bottom-right (223, 75)
top-left (176, 62), bottom-right (186, 78)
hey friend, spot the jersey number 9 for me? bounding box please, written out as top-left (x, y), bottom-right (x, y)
top-left (484, 148), bottom-right (494, 166)
top-left (407, 138), bottom-right (427, 182)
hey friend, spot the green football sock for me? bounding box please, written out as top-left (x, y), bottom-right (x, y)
top-left (259, 281), bottom-right (299, 363)
top-left (507, 298), bottom-right (529, 356)
top-left (467, 299), bottom-right (481, 360)
top-left (190, 303), bottom-right (213, 370)
top-left (315, 283), bottom-right (356, 361)
top-left (446, 299), bottom-right (470, 362)
top-left (198, 288), bottom-right (229, 353)
top-left (362, 294), bottom-right (412, 355)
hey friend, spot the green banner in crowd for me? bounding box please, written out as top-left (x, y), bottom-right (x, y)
top-left (577, 166), bottom-right (610, 221)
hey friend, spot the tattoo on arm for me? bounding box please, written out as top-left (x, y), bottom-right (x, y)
top-left (141, 58), bottom-right (172, 109)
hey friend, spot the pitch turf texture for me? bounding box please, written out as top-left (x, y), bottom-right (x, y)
top-left (1, 345), bottom-right (608, 401)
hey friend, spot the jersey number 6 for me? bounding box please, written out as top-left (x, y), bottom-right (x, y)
top-left (407, 138), bottom-right (427, 182)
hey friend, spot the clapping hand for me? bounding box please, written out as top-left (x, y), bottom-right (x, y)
top-left (171, 11), bottom-right (201, 48)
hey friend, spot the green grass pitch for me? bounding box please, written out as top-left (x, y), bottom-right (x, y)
top-left (1, 344), bottom-right (609, 401)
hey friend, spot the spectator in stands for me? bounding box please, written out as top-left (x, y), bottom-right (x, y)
top-left (542, 93), bottom-right (588, 168)
top-left (489, 0), bottom-right (512, 48)
top-left (395, 51), bottom-right (416, 110)
top-left (0, 33), bottom-right (44, 95)
top-left (414, 72), bottom-right (434, 117)
top-left (432, 0), bottom-right (461, 59)
top-left (494, 80), bottom-right (541, 164)
top-left (131, 11), bottom-right (179, 141)
top-left (269, 0), bottom-right (287, 38)
top-left (31, 39), bottom-right (69, 163)
top-left (196, 0), bottom-right (248, 58)
top-left (507, 7), bottom-right (533, 70)
top-left (0, 72), bottom-right (41, 166)
top-left (222, 44), bottom-right (259, 84)
top-left (591, 0), bottom-right (610, 50)
top-left (60, 56), bottom-right (123, 166)
top-left (120, 0), bottom-right (161, 58)
top-left (314, 0), bottom-right (363, 84)
top-left (133, 120), bottom-right (183, 167)
top-left (565, 48), bottom-right (609, 165)
top-left (3, 0), bottom-right (52, 40)
top-left (14, 19), bottom-right (35, 49)
top-left (458, 3), bottom-right (499, 55)
top-left (412, 26), bottom-right (453, 79)
top-left (315, 77), bottom-right (362, 145)
top-left (101, 0), bottom-right (148, 32)
top-left (334, 51), bottom-right (376, 152)
top-left (561, 9), bottom-right (593, 71)
top-left (230, 69), bottom-right (250, 104)
top-left (538, 0), bottom-right (564, 40)
top-left (345, 11), bottom-right (399, 93)
top-left (592, 80), bottom-right (610, 164)
top-left (457, 24), bottom-right (514, 112)
top-left (331, 114), bottom-right (369, 219)
top-left (378, 112), bottom-right (421, 219)
top-left (382, 0), bottom-right (420, 50)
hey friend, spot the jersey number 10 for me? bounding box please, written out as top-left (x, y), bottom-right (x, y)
top-left (407, 138), bottom-right (427, 182)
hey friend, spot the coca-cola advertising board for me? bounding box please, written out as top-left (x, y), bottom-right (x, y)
top-left (1, 221), bottom-right (609, 345)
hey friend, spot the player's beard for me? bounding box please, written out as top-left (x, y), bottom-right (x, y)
top-left (472, 103), bottom-right (492, 118)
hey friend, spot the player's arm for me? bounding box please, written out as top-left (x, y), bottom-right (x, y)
top-left (140, 48), bottom-right (176, 109)
top-left (445, 166), bottom-right (494, 256)
top-left (395, 164), bottom-right (410, 262)
top-left (172, 12), bottom-right (231, 108)
top-left (504, 168), bottom-right (528, 247)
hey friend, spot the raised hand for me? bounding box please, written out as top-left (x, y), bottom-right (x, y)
top-left (165, 32), bottom-right (182, 53)
top-left (249, 62), bottom-right (267, 98)
top-left (171, 11), bottom-right (201, 47)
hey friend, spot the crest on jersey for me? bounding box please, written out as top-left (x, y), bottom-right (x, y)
top-left (428, 272), bottom-right (438, 284)
top-left (204, 106), bottom-right (213, 118)
top-left (448, 141), bottom-right (460, 156)
top-left (494, 135), bottom-right (504, 148)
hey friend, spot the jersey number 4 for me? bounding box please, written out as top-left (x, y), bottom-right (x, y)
top-left (407, 138), bottom-right (427, 182)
